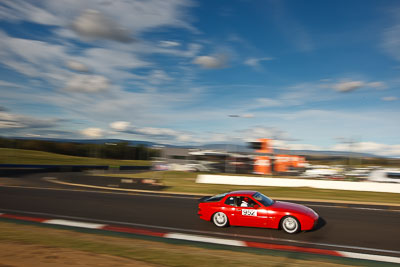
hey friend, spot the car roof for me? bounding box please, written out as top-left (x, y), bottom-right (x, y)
top-left (227, 190), bottom-right (258, 196)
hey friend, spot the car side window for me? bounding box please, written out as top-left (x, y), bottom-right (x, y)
top-left (247, 199), bottom-right (256, 208)
top-left (224, 196), bottom-right (238, 206)
top-left (239, 197), bottom-right (257, 208)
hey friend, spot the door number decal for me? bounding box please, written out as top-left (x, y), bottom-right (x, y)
top-left (242, 209), bottom-right (257, 216)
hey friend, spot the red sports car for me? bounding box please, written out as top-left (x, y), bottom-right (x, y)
top-left (198, 190), bottom-right (319, 234)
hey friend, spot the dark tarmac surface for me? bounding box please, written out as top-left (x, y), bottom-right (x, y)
top-left (0, 172), bottom-right (399, 258)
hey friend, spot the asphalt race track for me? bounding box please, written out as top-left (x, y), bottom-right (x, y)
top-left (0, 173), bottom-right (400, 258)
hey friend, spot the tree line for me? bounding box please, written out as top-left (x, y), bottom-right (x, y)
top-left (0, 137), bottom-right (160, 160)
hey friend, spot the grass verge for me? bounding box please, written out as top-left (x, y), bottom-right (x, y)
top-left (100, 171), bottom-right (400, 205)
top-left (0, 148), bottom-right (150, 166)
top-left (0, 220), bottom-right (367, 267)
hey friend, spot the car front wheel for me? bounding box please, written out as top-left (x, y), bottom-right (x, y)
top-left (212, 212), bottom-right (229, 227)
top-left (281, 216), bottom-right (300, 234)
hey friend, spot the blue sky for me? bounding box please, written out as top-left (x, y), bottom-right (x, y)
top-left (0, 0), bottom-right (399, 157)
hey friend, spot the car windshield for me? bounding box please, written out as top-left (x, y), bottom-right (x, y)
top-left (206, 193), bottom-right (228, 202)
top-left (252, 192), bottom-right (274, 207)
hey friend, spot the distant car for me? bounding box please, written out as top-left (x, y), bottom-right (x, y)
top-left (198, 190), bottom-right (319, 234)
top-left (368, 169), bottom-right (400, 183)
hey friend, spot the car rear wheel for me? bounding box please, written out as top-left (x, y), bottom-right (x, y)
top-left (212, 212), bottom-right (229, 227)
top-left (281, 216), bottom-right (300, 234)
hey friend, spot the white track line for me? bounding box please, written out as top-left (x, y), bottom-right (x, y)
top-left (5, 181), bottom-right (400, 209)
top-left (44, 219), bottom-right (105, 229)
top-left (1, 184), bottom-right (198, 200)
top-left (1, 208), bottom-right (399, 256)
top-left (165, 233), bottom-right (246, 247)
top-left (307, 204), bottom-right (400, 212)
top-left (2, 209), bottom-right (400, 264)
top-left (41, 178), bottom-right (400, 208)
top-left (42, 177), bottom-right (201, 199)
top-left (339, 251), bottom-right (400, 264)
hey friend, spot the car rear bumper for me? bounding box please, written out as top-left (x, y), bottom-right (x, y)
top-left (197, 207), bottom-right (208, 220)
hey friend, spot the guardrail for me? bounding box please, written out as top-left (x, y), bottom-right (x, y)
top-left (196, 174), bottom-right (400, 194)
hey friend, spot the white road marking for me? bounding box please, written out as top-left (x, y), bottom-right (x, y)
top-left (1, 208), bottom-right (399, 256)
top-left (339, 251), bottom-right (400, 264)
top-left (41, 178), bottom-right (200, 199)
top-left (44, 219), bottom-right (105, 229)
top-left (282, 239), bottom-right (400, 255)
top-left (4, 179), bottom-right (400, 209)
top-left (1, 184), bottom-right (198, 200)
top-left (307, 204), bottom-right (400, 212)
top-left (5, 183), bottom-right (399, 211)
top-left (165, 233), bottom-right (246, 247)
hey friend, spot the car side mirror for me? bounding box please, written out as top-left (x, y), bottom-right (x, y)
top-left (254, 204), bottom-right (260, 209)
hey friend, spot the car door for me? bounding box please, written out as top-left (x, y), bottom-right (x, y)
top-left (222, 195), bottom-right (241, 225)
top-left (235, 196), bottom-right (269, 227)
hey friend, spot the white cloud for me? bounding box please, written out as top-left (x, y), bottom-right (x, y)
top-left (0, 80), bottom-right (22, 88)
top-left (331, 142), bottom-right (400, 157)
top-left (0, 2), bottom-right (196, 91)
top-left (0, 120), bottom-right (24, 128)
top-left (89, 0), bottom-right (195, 33)
top-left (110, 121), bottom-right (130, 131)
top-left (329, 80), bottom-right (387, 93)
top-left (193, 55), bottom-right (227, 69)
top-left (110, 121), bottom-right (197, 143)
top-left (228, 113), bottom-right (255, 118)
top-left (71, 9), bottom-right (133, 43)
top-left (133, 127), bottom-right (178, 137)
top-left (79, 48), bottom-right (150, 79)
top-left (242, 114), bottom-right (255, 118)
top-left (0, 0), bottom-right (60, 25)
top-left (0, 0), bottom-right (195, 34)
top-left (285, 143), bottom-right (322, 151)
top-left (367, 81), bottom-right (386, 89)
top-left (268, 140), bottom-right (321, 151)
top-left (0, 31), bottom-right (75, 88)
top-left (66, 60), bottom-right (89, 72)
top-left (81, 127), bottom-right (103, 138)
top-left (64, 74), bottom-right (110, 93)
top-left (176, 134), bottom-right (192, 142)
top-left (256, 98), bottom-right (283, 107)
top-left (148, 70), bottom-right (173, 85)
top-left (159, 40), bottom-right (181, 47)
top-left (0, 32), bottom-right (64, 65)
top-left (333, 81), bottom-right (364, 92)
top-left (252, 81), bottom-right (341, 110)
top-left (0, 111), bottom-right (59, 129)
top-left (382, 96), bottom-right (398, 101)
top-left (24, 133), bottom-right (42, 137)
top-left (244, 57), bottom-right (273, 69)
top-left (383, 19), bottom-right (400, 61)
top-left (240, 126), bottom-right (291, 142)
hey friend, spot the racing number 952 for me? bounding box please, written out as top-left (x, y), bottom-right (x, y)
top-left (242, 209), bottom-right (257, 216)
